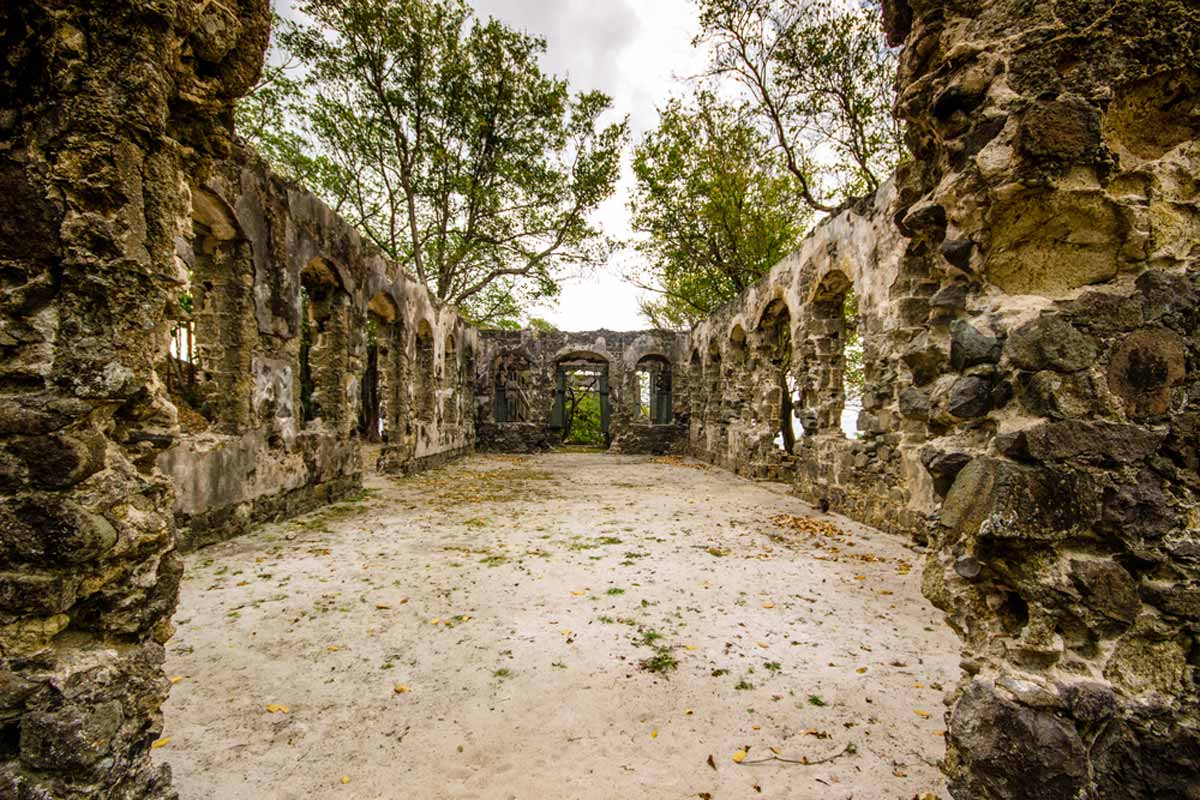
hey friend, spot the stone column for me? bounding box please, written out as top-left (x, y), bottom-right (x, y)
top-left (0, 2), bottom-right (267, 797)
top-left (884, 1), bottom-right (1200, 798)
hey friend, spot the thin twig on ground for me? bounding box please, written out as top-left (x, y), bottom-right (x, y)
top-left (737, 743), bottom-right (857, 766)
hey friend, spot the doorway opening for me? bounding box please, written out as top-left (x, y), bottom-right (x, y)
top-left (551, 357), bottom-right (610, 449)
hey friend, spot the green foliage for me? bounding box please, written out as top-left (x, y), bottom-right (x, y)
top-left (696, 0), bottom-right (903, 211)
top-left (562, 371), bottom-right (604, 445)
top-left (239, 1), bottom-right (628, 324)
top-left (629, 92), bottom-right (810, 328)
top-left (639, 648), bottom-right (679, 675)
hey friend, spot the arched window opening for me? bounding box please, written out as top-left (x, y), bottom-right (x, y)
top-left (359, 291), bottom-right (400, 442)
top-left (494, 352), bottom-right (533, 423)
top-left (444, 334), bottom-right (460, 423)
top-left (167, 187), bottom-right (254, 433)
top-left (299, 257), bottom-right (346, 428)
top-left (636, 355), bottom-right (673, 424)
top-left (807, 271), bottom-right (861, 439)
top-left (843, 289), bottom-right (864, 438)
top-left (414, 320), bottom-right (435, 422)
top-left (757, 300), bottom-right (798, 454)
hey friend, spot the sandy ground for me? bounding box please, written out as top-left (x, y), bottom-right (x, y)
top-left (156, 453), bottom-right (959, 800)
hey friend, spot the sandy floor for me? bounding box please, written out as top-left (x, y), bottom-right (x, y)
top-left (156, 453), bottom-right (958, 800)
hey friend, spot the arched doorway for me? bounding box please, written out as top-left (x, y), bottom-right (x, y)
top-left (550, 353), bottom-right (611, 448)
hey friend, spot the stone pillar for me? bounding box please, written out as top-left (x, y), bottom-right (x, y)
top-left (0, 2), bottom-right (267, 797)
top-left (884, 1), bottom-right (1200, 798)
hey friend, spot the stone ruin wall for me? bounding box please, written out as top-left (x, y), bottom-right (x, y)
top-left (886, 0), bottom-right (1200, 797)
top-left (684, 181), bottom-right (931, 538)
top-left (0, 1), bottom-right (475, 795)
top-left (1, 0), bottom-right (1198, 798)
top-left (0, 1), bottom-right (273, 797)
top-left (158, 146), bottom-right (476, 552)
top-left (684, 0), bottom-right (1200, 796)
top-left (475, 329), bottom-right (691, 455)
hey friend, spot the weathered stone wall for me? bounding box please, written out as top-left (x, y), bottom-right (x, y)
top-left (686, 1), bottom-right (1200, 794)
top-left (157, 147), bottom-right (476, 551)
top-left (0, 1), bottom-right (270, 797)
top-left (684, 182), bottom-right (933, 536)
top-left (475, 329), bottom-right (690, 454)
top-left (881, 1), bottom-right (1200, 797)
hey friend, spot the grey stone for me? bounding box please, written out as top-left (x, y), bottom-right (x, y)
top-left (1069, 558), bottom-right (1140, 623)
top-left (949, 376), bottom-right (993, 418)
top-left (947, 680), bottom-right (1088, 800)
top-left (1022, 420), bottom-right (1163, 465)
top-left (941, 458), bottom-right (1099, 542)
top-left (1006, 316), bottom-right (1097, 372)
top-left (939, 238), bottom-right (975, 271)
top-left (899, 387), bottom-right (931, 419)
top-left (951, 320), bottom-right (1002, 371)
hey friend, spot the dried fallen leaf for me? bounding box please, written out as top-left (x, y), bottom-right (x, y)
top-left (340, 775), bottom-right (350, 785)
top-left (327, 645), bottom-right (341, 652)
top-left (265, 704), bottom-right (288, 714)
top-left (651, 729), bottom-right (658, 739)
top-left (914, 709), bottom-right (931, 719)
top-left (375, 603), bottom-right (391, 609)
top-left (761, 602), bottom-right (775, 609)
top-left (570, 591), bottom-right (586, 597)
top-left (685, 645), bottom-right (698, 651)
top-left (430, 618), bottom-right (441, 624)
top-left (770, 746), bottom-right (781, 755)
top-left (732, 750), bottom-right (747, 763)
top-left (856, 667), bottom-right (868, 674)
top-left (168, 675), bottom-right (185, 685)
top-left (150, 737), bottom-right (171, 750)
top-left (706, 754), bottom-right (716, 770)
top-left (686, 709), bottom-right (695, 716)
top-left (394, 685), bottom-right (411, 694)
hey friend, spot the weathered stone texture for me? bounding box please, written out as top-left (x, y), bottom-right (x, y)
top-left (2, 0), bottom-right (1198, 797)
top-left (685, 183), bottom-right (929, 536)
top-left (475, 329), bottom-right (690, 455)
top-left (158, 147), bottom-right (476, 551)
top-left (0, 1), bottom-right (270, 797)
top-left (882, 0), bottom-right (1200, 796)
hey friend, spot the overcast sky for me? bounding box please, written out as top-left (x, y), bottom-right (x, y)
top-left (276, 0), bottom-right (708, 331)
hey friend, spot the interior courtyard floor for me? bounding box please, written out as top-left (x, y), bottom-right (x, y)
top-left (154, 453), bottom-right (958, 799)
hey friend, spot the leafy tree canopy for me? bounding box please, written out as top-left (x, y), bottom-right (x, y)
top-left (628, 91), bottom-right (810, 328)
top-left (237, 1), bottom-right (628, 326)
top-left (695, 0), bottom-right (902, 212)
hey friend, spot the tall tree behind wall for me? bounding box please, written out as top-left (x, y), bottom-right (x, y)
top-left (627, 0), bottom-right (903, 329)
top-left (627, 92), bottom-right (810, 328)
top-left (696, 0), bottom-right (904, 212)
top-left (236, 0), bottom-right (628, 326)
